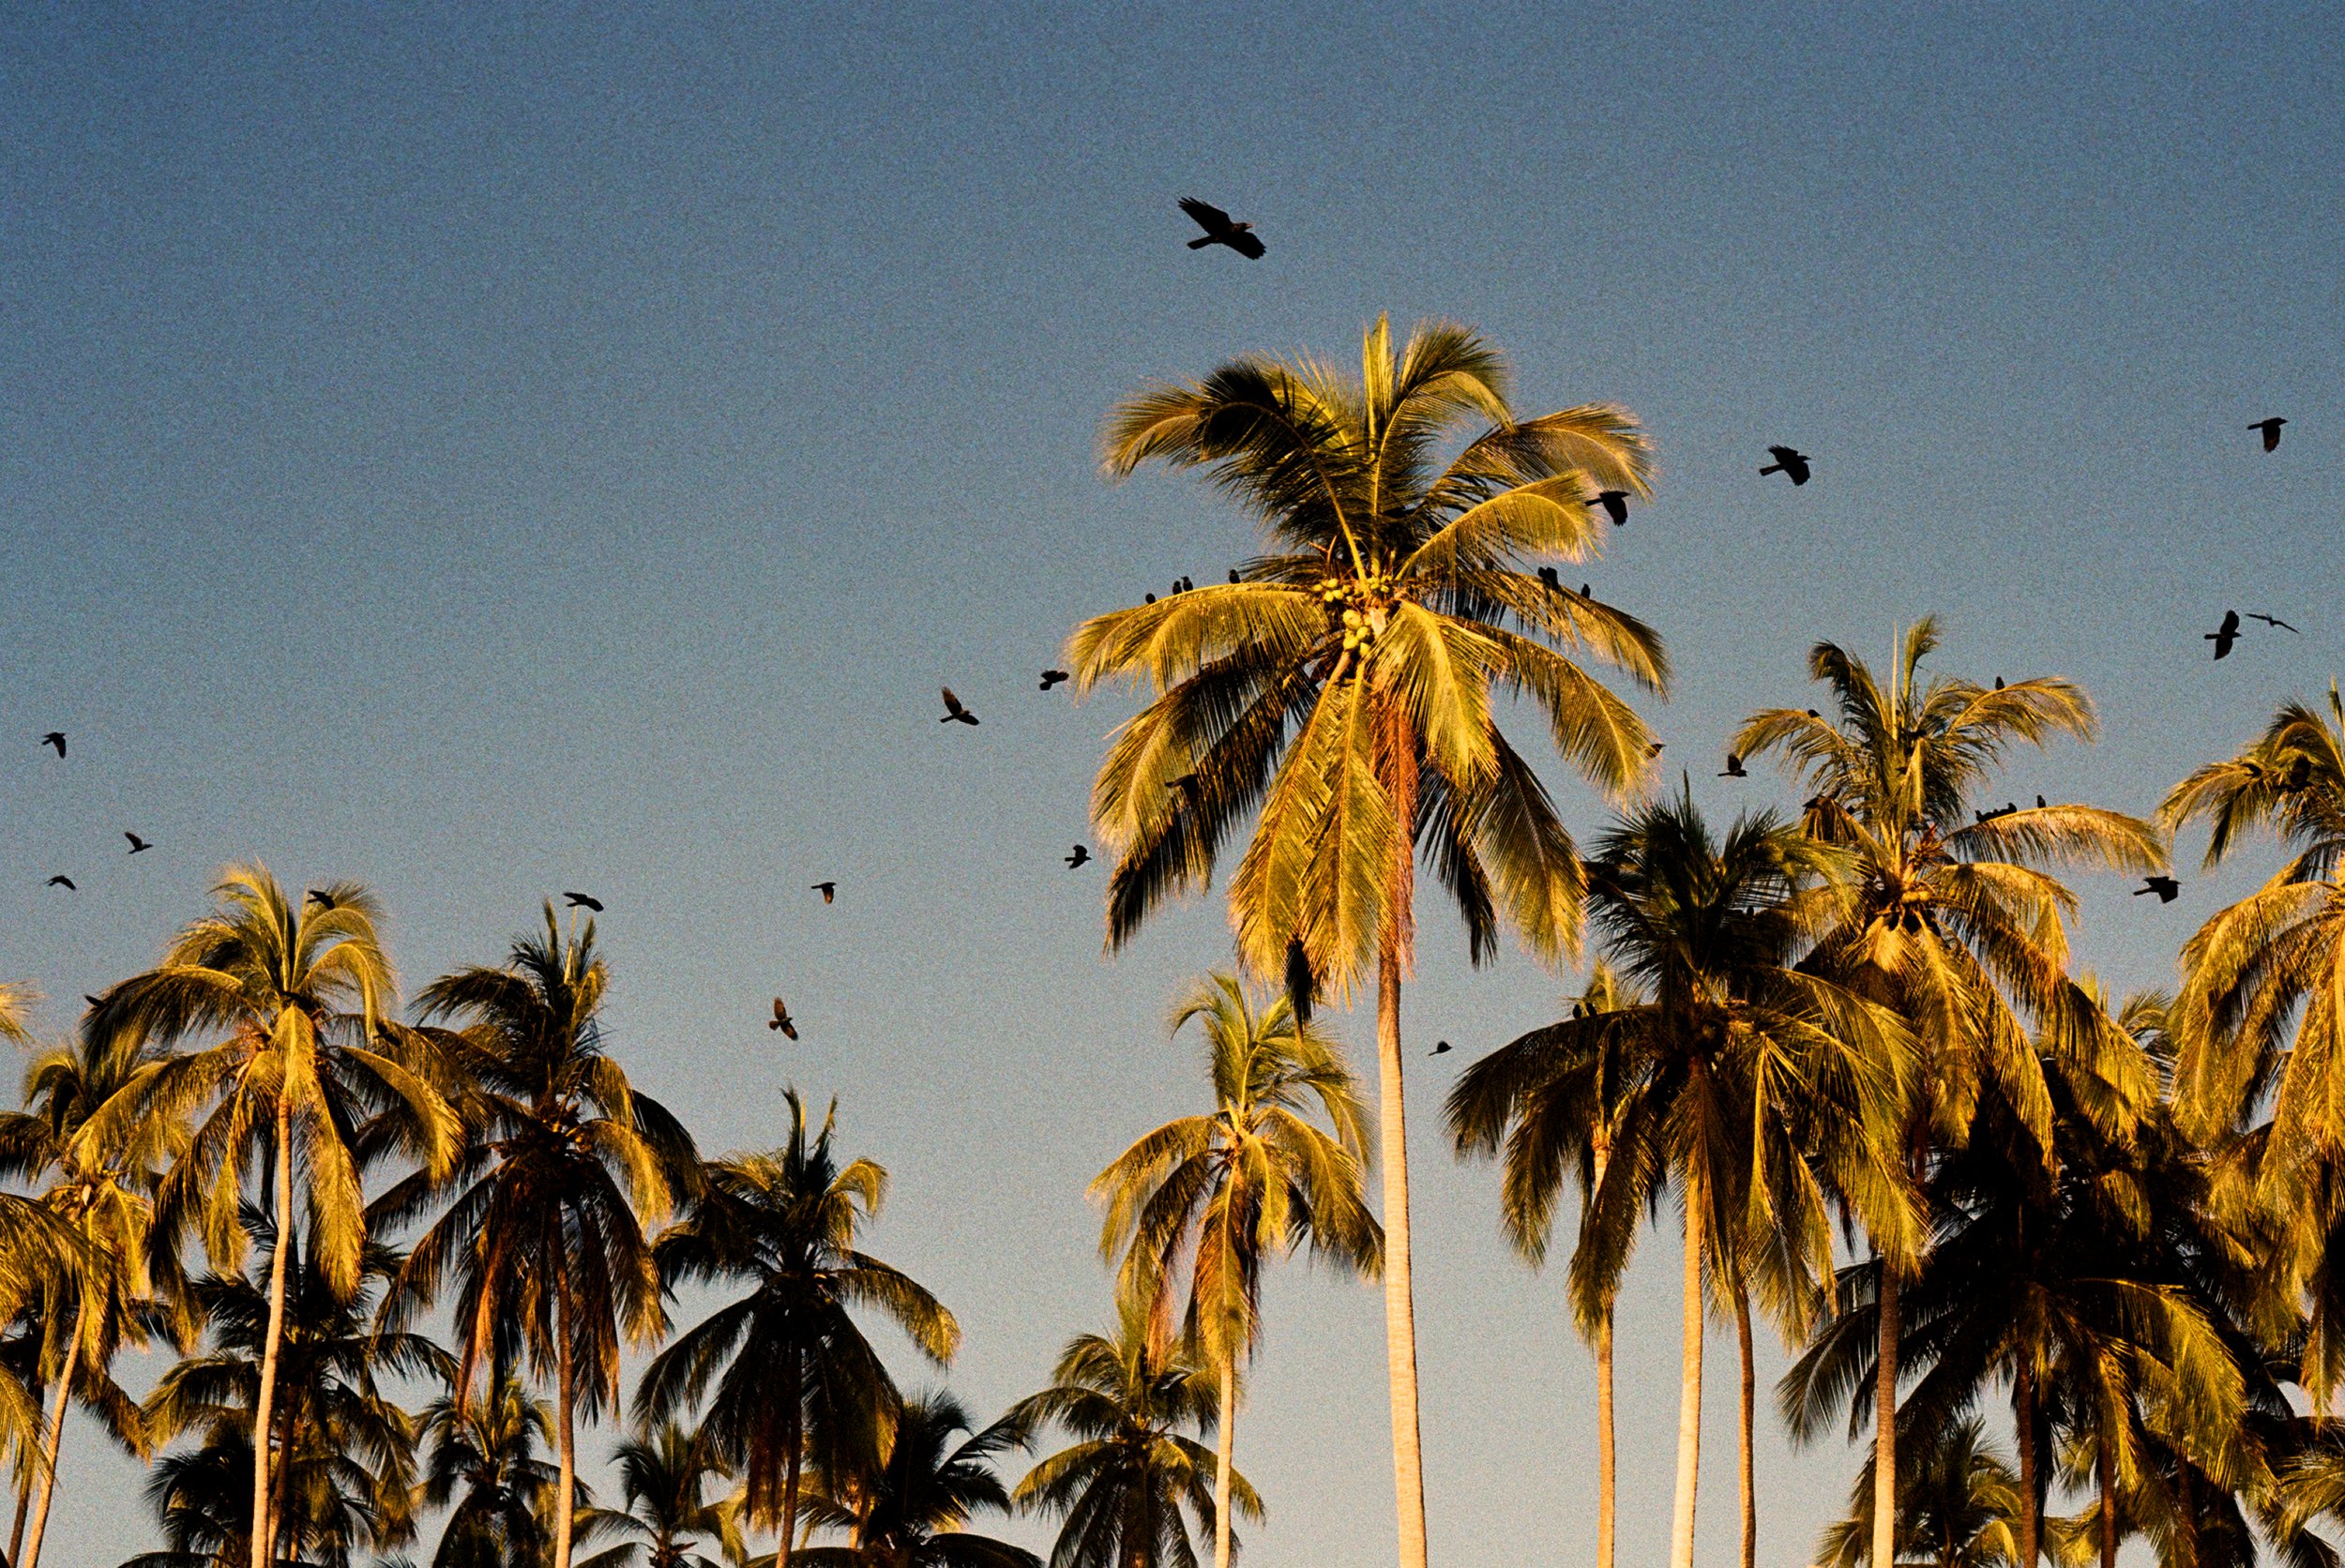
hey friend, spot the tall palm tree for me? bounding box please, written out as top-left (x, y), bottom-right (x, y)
top-left (796, 1391), bottom-right (1038, 1568)
top-left (420, 1365), bottom-right (564, 1568)
top-left (1445, 961), bottom-right (1643, 1568)
top-left (383, 902), bottom-right (696, 1568)
top-left (578, 1421), bottom-right (744, 1568)
top-left (84, 866), bottom-right (459, 1568)
top-left (1008, 1298), bottom-right (1260, 1568)
top-left (1071, 316), bottom-right (1668, 1568)
top-left (1734, 621), bottom-right (2164, 1568)
top-left (1461, 790), bottom-right (1917, 1568)
top-left (638, 1090), bottom-right (958, 1568)
top-left (1091, 973), bottom-right (1378, 1568)
top-left (1817, 1418), bottom-right (2023, 1568)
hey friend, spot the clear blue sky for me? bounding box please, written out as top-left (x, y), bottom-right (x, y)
top-left (3, 5), bottom-right (2341, 1565)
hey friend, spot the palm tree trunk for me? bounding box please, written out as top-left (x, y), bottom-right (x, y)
top-left (1871, 1258), bottom-right (1899, 1568)
top-left (554, 1285), bottom-right (577, 1568)
top-left (270, 1398), bottom-right (295, 1565)
top-left (1214, 1357), bottom-right (1238, 1568)
top-left (17, 1330), bottom-right (79, 1568)
top-left (1734, 1284), bottom-right (1755, 1568)
top-left (1591, 1138), bottom-right (1614, 1568)
top-left (1375, 716), bottom-right (1429, 1568)
top-left (2095, 1437), bottom-right (2116, 1568)
top-left (779, 1362), bottom-right (803, 1568)
top-left (2015, 1365), bottom-right (2039, 1568)
top-left (7, 1472), bottom-right (26, 1568)
top-left (1670, 1198), bottom-right (1704, 1568)
top-left (251, 1096), bottom-right (295, 1568)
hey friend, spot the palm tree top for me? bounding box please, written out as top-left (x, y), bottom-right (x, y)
top-left (2162, 679), bottom-right (2345, 872)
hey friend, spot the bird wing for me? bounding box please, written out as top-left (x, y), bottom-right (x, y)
top-left (1229, 230), bottom-right (1265, 259)
top-left (1178, 197), bottom-right (1231, 233)
top-left (1767, 445), bottom-right (1797, 461)
top-left (942, 686), bottom-right (962, 711)
top-left (2221, 611), bottom-right (2240, 633)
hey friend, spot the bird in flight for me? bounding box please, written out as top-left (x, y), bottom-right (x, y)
top-left (1591, 490), bottom-right (1629, 526)
top-left (2206, 610), bottom-right (2240, 660)
top-left (1178, 198), bottom-right (1265, 259)
top-left (769, 998), bottom-right (798, 1040)
top-left (2247, 612), bottom-right (2301, 633)
top-left (1759, 445), bottom-right (1810, 486)
top-left (2134, 876), bottom-right (2181, 904)
top-left (1065, 844), bottom-right (1090, 868)
top-left (2251, 416), bottom-right (2287, 452)
top-left (45, 876), bottom-right (73, 891)
top-left (1039, 669), bottom-right (1070, 691)
top-left (1719, 754), bottom-right (1747, 777)
top-left (940, 688), bottom-right (979, 726)
top-left (811, 882), bottom-right (836, 904)
top-left (306, 889), bottom-right (337, 909)
top-left (1430, 1040), bottom-right (1452, 1056)
top-left (39, 732), bottom-right (64, 759)
top-left (564, 892), bottom-right (604, 912)
top-left (124, 832), bottom-right (151, 854)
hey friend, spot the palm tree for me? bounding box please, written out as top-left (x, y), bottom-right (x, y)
top-left (1459, 789), bottom-right (1916, 1568)
top-left (1070, 316), bottom-right (1668, 1568)
top-left (1733, 621), bottom-right (2164, 1568)
top-left (796, 1391), bottom-right (1038, 1568)
top-left (383, 902), bottom-right (696, 1568)
top-left (1445, 961), bottom-right (1643, 1568)
top-left (1817, 1418), bottom-right (2023, 1568)
top-left (638, 1090), bottom-right (958, 1568)
top-left (1091, 974), bottom-right (1378, 1568)
top-left (83, 866), bottom-right (459, 1568)
top-left (577, 1421), bottom-right (743, 1568)
top-left (1008, 1298), bottom-right (1260, 1568)
top-left (420, 1365), bottom-right (564, 1568)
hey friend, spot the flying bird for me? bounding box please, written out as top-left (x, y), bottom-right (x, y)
top-left (1065, 844), bottom-right (1090, 868)
top-left (1039, 669), bottom-right (1070, 691)
top-left (563, 892), bottom-right (604, 912)
top-left (2134, 876), bottom-right (2181, 904)
top-left (2252, 416), bottom-right (2287, 452)
top-left (1759, 445), bottom-right (1811, 486)
top-left (1592, 490), bottom-right (1629, 526)
top-left (1178, 197), bottom-right (1265, 259)
top-left (306, 889), bottom-right (336, 909)
top-left (44, 876), bottom-right (73, 891)
top-left (812, 882), bottom-right (836, 904)
top-left (940, 687), bottom-right (979, 725)
top-left (1719, 754), bottom-right (1747, 778)
top-left (768, 998), bottom-right (798, 1039)
top-left (39, 732), bottom-right (64, 758)
top-left (1430, 1040), bottom-right (1452, 1056)
top-left (2206, 610), bottom-right (2240, 660)
top-left (124, 832), bottom-right (150, 854)
top-left (2247, 612), bottom-right (2301, 633)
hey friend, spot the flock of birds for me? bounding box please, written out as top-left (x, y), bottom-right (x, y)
top-left (13, 208), bottom-right (2309, 1041)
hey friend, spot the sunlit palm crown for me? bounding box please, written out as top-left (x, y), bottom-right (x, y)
top-left (1732, 618), bottom-right (2165, 1154)
top-left (1069, 316), bottom-right (1669, 995)
top-left (798, 1392), bottom-right (1038, 1568)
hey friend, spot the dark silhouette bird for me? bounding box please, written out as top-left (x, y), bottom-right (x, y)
top-left (768, 998), bottom-right (798, 1039)
top-left (1179, 576), bottom-right (1194, 594)
top-left (811, 882), bottom-right (836, 904)
top-left (1993, 676), bottom-right (2005, 690)
top-left (2036, 794), bottom-right (2047, 809)
top-left (1228, 568), bottom-right (1242, 583)
top-left (2252, 416), bottom-right (2287, 452)
top-left (45, 876), bottom-right (73, 891)
top-left (1178, 197), bottom-right (1265, 259)
top-left (1537, 566), bottom-right (1561, 592)
top-left (124, 832), bottom-right (150, 854)
top-left (1805, 709), bottom-right (1821, 718)
top-left (940, 687), bottom-right (979, 725)
top-left (2134, 876), bottom-right (2181, 904)
top-left (1719, 754), bottom-right (1747, 777)
top-left (1646, 741), bottom-right (1665, 757)
top-left (1592, 490), bottom-right (1629, 526)
top-left (1759, 445), bottom-right (1811, 485)
top-left (39, 732), bottom-right (64, 758)
top-left (1580, 584), bottom-right (1591, 599)
top-left (1144, 593), bottom-right (1157, 604)
top-left (306, 889), bottom-right (336, 909)
top-left (1039, 669), bottom-right (1070, 691)
top-left (2206, 610), bottom-right (2240, 660)
top-left (2247, 612), bottom-right (2301, 633)
top-left (1065, 844), bottom-right (1090, 868)
top-left (1430, 1040), bottom-right (1452, 1056)
top-left (563, 892), bottom-right (604, 912)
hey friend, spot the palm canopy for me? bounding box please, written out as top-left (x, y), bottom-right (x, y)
top-left (1070, 314), bottom-right (1669, 992)
top-left (796, 1391), bottom-right (1039, 1568)
top-left (1817, 1418), bottom-right (2023, 1568)
top-left (577, 1421), bottom-right (745, 1568)
top-left (420, 1366), bottom-right (564, 1568)
top-left (1008, 1299), bottom-right (1259, 1568)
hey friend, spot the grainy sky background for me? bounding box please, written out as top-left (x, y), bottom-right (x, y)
top-left (2, 5), bottom-right (2342, 1565)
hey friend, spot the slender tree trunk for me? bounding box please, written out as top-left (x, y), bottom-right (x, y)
top-left (251, 1097), bottom-right (295, 1568)
top-left (554, 1285), bottom-right (577, 1568)
top-left (1734, 1283), bottom-right (1756, 1568)
top-left (1670, 1198), bottom-right (1704, 1568)
top-left (1374, 715), bottom-right (1428, 1568)
top-left (17, 1332), bottom-right (78, 1568)
top-left (1872, 1258), bottom-right (1900, 1568)
top-left (7, 1471), bottom-right (27, 1568)
top-left (2015, 1365), bottom-right (2039, 1568)
top-left (1214, 1357), bottom-right (1238, 1568)
top-left (1591, 1138), bottom-right (1615, 1568)
top-left (779, 1356), bottom-right (803, 1568)
top-left (269, 1397), bottom-right (295, 1565)
top-left (2095, 1437), bottom-right (2117, 1568)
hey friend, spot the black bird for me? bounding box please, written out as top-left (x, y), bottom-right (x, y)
top-left (1178, 197), bottom-right (1265, 259)
top-left (1537, 565), bottom-right (1561, 592)
top-left (563, 892), bottom-right (604, 912)
top-left (1719, 753), bottom-right (1747, 777)
top-left (1145, 593), bottom-right (1157, 603)
top-left (1759, 445), bottom-right (1811, 486)
top-left (768, 998), bottom-right (798, 1039)
top-left (2252, 416), bottom-right (2287, 453)
top-left (1430, 1040), bottom-right (1452, 1056)
top-left (1180, 576), bottom-right (1194, 594)
top-left (2036, 794), bottom-right (2047, 809)
top-left (940, 687), bottom-right (979, 725)
top-left (1065, 844), bottom-right (1090, 869)
top-left (124, 832), bottom-right (150, 854)
top-left (39, 732), bottom-right (64, 758)
top-left (812, 882), bottom-right (836, 904)
top-left (2247, 612), bottom-right (2301, 634)
top-left (45, 876), bottom-right (73, 891)
top-left (1039, 669), bottom-right (1070, 691)
top-left (2134, 876), bottom-right (2181, 904)
top-left (1806, 709), bottom-right (1821, 717)
top-left (306, 888), bottom-right (336, 909)
top-left (2206, 610), bottom-right (2240, 660)
top-left (1592, 490), bottom-right (1629, 526)
top-left (1580, 584), bottom-right (1592, 599)
top-left (1993, 676), bottom-right (2005, 690)
top-left (1228, 568), bottom-right (1242, 583)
